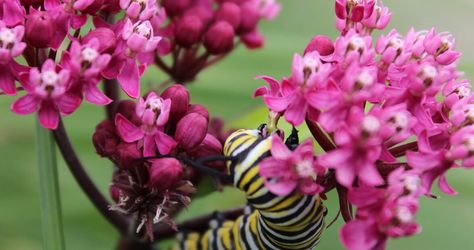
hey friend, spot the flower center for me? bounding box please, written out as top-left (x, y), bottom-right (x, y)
top-left (396, 206), bottom-right (413, 224)
top-left (355, 71), bottom-right (374, 89)
top-left (389, 112), bottom-right (408, 132)
top-left (464, 136), bottom-right (474, 152)
top-left (81, 47), bottom-right (99, 62)
top-left (41, 71), bottom-right (60, 87)
top-left (134, 22), bottom-right (152, 38)
top-left (349, 37), bottom-right (365, 53)
top-left (362, 115), bottom-right (380, 134)
top-left (147, 97), bottom-right (163, 112)
top-left (455, 85), bottom-right (471, 99)
top-left (390, 38), bottom-right (404, 50)
top-left (403, 175), bottom-right (420, 193)
top-left (0, 28), bottom-right (15, 47)
top-left (295, 160), bottom-right (315, 178)
top-left (419, 65), bottom-right (437, 87)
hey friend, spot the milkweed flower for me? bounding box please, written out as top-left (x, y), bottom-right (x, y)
top-left (11, 59), bottom-right (81, 129)
top-left (0, 21), bottom-right (26, 95)
top-left (115, 91), bottom-right (176, 156)
top-left (260, 136), bottom-right (326, 196)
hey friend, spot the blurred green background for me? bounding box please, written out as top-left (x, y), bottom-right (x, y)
top-left (1, 0), bottom-right (474, 249)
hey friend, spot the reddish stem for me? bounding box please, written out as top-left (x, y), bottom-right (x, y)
top-left (305, 118), bottom-right (336, 152)
top-left (103, 79), bottom-right (120, 121)
top-left (336, 184), bottom-right (353, 223)
top-left (53, 119), bottom-right (130, 234)
top-left (389, 141), bottom-right (418, 157)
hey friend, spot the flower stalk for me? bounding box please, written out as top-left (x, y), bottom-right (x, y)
top-left (36, 119), bottom-right (66, 250)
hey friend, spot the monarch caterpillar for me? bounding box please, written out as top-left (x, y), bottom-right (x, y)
top-left (175, 126), bottom-right (327, 250)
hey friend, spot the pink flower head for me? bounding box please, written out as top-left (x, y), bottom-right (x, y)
top-left (122, 19), bottom-right (162, 55)
top-left (319, 107), bottom-right (384, 187)
top-left (341, 168), bottom-right (422, 250)
top-left (423, 29), bottom-right (461, 65)
top-left (61, 39), bottom-right (112, 105)
top-left (361, 1), bottom-right (391, 31)
top-left (0, 21), bottom-right (26, 95)
top-left (116, 92), bottom-right (176, 156)
top-left (11, 59), bottom-right (81, 129)
top-left (120, 0), bottom-right (163, 21)
top-left (259, 52), bottom-right (333, 125)
top-left (332, 29), bottom-right (375, 66)
top-left (260, 136), bottom-right (326, 196)
top-left (406, 132), bottom-right (457, 195)
top-left (448, 126), bottom-right (474, 168)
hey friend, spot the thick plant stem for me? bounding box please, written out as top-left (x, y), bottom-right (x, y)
top-left (53, 119), bottom-right (130, 234)
top-left (36, 120), bottom-right (66, 250)
top-left (305, 118), bottom-right (336, 152)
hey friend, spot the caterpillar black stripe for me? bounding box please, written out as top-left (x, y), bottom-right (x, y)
top-left (175, 128), bottom-right (327, 250)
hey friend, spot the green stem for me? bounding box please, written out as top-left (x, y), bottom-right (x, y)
top-left (36, 121), bottom-right (66, 250)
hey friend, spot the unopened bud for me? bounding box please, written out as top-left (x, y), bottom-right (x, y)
top-left (304, 35), bottom-right (335, 56)
top-left (93, 120), bottom-right (119, 157)
top-left (238, 2), bottom-right (260, 33)
top-left (204, 21), bottom-right (235, 55)
top-left (189, 134), bottom-right (225, 169)
top-left (242, 30), bottom-right (265, 49)
top-left (149, 158), bottom-right (183, 190)
top-left (20, 0), bottom-right (43, 8)
top-left (175, 15), bottom-right (204, 48)
top-left (187, 104), bottom-right (209, 121)
top-left (25, 8), bottom-right (53, 48)
top-left (109, 184), bottom-right (121, 203)
top-left (175, 113), bottom-right (208, 150)
top-left (162, 0), bottom-right (190, 17)
top-left (82, 28), bottom-right (117, 53)
top-left (114, 143), bottom-right (142, 169)
top-left (160, 84), bottom-right (190, 122)
top-left (215, 2), bottom-right (241, 29)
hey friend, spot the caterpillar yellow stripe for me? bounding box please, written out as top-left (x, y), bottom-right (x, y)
top-left (175, 129), bottom-right (327, 250)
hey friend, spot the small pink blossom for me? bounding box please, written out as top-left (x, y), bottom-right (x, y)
top-left (423, 29), bottom-right (461, 65)
top-left (0, 21), bottom-right (26, 95)
top-left (319, 107), bottom-right (384, 187)
top-left (260, 136), bottom-right (325, 196)
top-left (61, 39), bottom-right (112, 105)
top-left (11, 59), bottom-right (81, 129)
top-left (447, 126), bottom-right (474, 168)
top-left (115, 92), bottom-right (176, 156)
top-left (120, 0), bottom-right (164, 21)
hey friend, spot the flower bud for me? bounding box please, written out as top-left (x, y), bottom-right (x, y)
top-left (175, 113), bottom-right (208, 150)
top-left (160, 84), bottom-right (190, 122)
top-left (82, 28), bottom-right (117, 53)
top-left (183, 6), bottom-right (213, 25)
top-left (93, 120), bottom-right (120, 157)
top-left (204, 21), bottom-right (235, 55)
top-left (25, 8), bottom-right (53, 48)
top-left (114, 142), bottom-right (142, 169)
top-left (215, 2), bottom-right (241, 29)
top-left (175, 15), bottom-right (204, 48)
top-left (189, 134), bottom-right (224, 169)
top-left (304, 35), bottom-right (335, 56)
top-left (187, 104), bottom-right (209, 121)
top-left (242, 30), bottom-right (265, 49)
top-left (149, 158), bottom-right (183, 190)
top-left (162, 0), bottom-right (190, 17)
top-left (238, 2), bottom-right (260, 33)
top-left (109, 184), bottom-right (121, 203)
top-left (117, 100), bottom-right (141, 124)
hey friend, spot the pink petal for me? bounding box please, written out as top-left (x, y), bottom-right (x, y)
top-left (117, 59), bottom-right (140, 98)
top-left (84, 83), bottom-right (113, 105)
top-left (263, 95), bottom-right (290, 112)
top-left (264, 179), bottom-right (297, 196)
top-left (11, 94), bottom-right (40, 114)
top-left (143, 135), bottom-right (157, 157)
top-left (340, 220), bottom-right (381, 250)
top-left (155, 131), bottom-right (177, 155)
top-left (38, 102), bottom-right (60, 129)
top-left (255, 75), bottom-right (280, 95)
top-left (115, 113), bottom-right (143, 143)
top-left (0, 68), bottom-right (16, 95)
top-left (270, 136), bottom-right (292, 160)
top-left (406, 151), bottom-right (440, 170)
top-left (57, 93), bottom-right (82, 114)
top-left (438, 174), bottom-right (457, 195)
top-left (156, 99), bottom-right (171, 126)
top-left (284, 93), bottom-right (307, 126)
top-left (358, 162), bottom-right (384, 187)
top-left (253, 86), bottom-right (269, 98)
top-left (259, 158), bottom-right (286, 177)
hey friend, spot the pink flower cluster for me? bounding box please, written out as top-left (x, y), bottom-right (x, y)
top-left (1, 0), bottom-right (279, 129)
top-left (93, 84), bottom-right (225, 238)
top-left (255, 0), bottom-right (473, 248)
